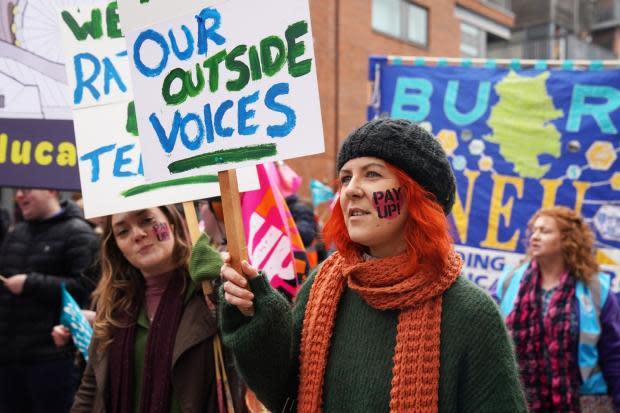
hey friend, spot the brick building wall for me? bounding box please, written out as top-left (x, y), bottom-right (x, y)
top-left (288, 0), bottom-right (511, 197)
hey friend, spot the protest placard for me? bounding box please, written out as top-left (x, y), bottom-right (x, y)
top-left (117, 0), bottom-right (324, 181)
top-left (60, 1), bottom-right (259, 218)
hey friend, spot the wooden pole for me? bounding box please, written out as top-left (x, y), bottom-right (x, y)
top-left (217, 169), bottom-right (253, 317)
top-left (217, 170), bottom-right (267, 412)
top-left (182, 198), bottom-right (238, 413)
top-left (182, 169), bottom-right (252, 313)
top-left (182, 201), bottom-right (216, 300)
top-left (182, 201), bottom-right (201, 244)
top-left (217, 170), bottom-right (249, 268)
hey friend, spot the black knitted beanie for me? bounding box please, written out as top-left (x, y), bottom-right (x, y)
top-left (336, 118), bottom-right (456, 215)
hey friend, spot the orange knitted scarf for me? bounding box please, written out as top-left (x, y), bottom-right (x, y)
top-left (297, 250), bottom-right (462, 412)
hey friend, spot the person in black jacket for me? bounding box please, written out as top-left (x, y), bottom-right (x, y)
top-left (0, 206), bottom-right (10, 246)
top-left (0, 188), bottom-right (99, 413)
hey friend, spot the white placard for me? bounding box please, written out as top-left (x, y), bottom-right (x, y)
top-left (60, 1), bottom-right (259, 218)
top-left (60, 1), bottom-right (133, 108)
top-left (117, 0), bottom-right (324, 181)
top-left (116, 0), bottom-right (221, 33)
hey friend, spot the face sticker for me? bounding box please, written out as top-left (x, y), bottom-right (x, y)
top-left (372, 187), bottom-right (403, 220)
top-left (152, 222), bottom-right (171, 241)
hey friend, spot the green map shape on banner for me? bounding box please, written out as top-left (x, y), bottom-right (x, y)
top-left (486, 71), bottom-right (564, 178)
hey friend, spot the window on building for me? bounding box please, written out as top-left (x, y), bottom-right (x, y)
top-left (372, 0), bottom-right (428, 47)
top-left (460, 22), bottom-right (484, 57)
top-left (372, 0), bottom-right (401, 38)
top-left (594, 0), bottom-right (615, 25)
top-left (483, 0), bottom-right (511, 11)
top-left (407, 3), bottom-right (427, 45)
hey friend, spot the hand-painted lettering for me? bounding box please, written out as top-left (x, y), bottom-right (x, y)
top-left (226, 45), bottom-right (250, 91)
top-left (150, 82), bottom-right (295, 152)
top-left (62, 2), bottom-right (122, 41)
top-left (160, 24), bottom-right (311, 106)
top-left (196, 8), bottom-right (226, 55)
top-left (73, 52), bottom-right (128, 104)
top-left (113, 144), bottom-right (137, 177)
top-left (133, 29), bottom-right (170, 77)
top-left (79, 143), bottom-right (143, 182)
top-left (265, 82), bottom-right (296, 137)
top-left (80, 144), bottom-right (116, 182)
top-left (169, 25), bottom-right (194, 61)
top-left (62, 9), bottom-right (103, 41)
top-left (126, 101), bottom-right (138, 136)
top-left (285, 20), bottom-right (312, 78)
top-left (133, 7), bottom-right (226, 79)
top-left (133, 8), bottom-right (311, 107)
top-left (73, 53), bottom-right (101, 104)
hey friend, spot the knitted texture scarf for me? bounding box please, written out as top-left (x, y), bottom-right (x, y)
top-left (506, 263), bottom-right (580, 412)
top-left (298, 250), bottom-right (462, 412)
top-left (107, 269), bottom-right (185, 413)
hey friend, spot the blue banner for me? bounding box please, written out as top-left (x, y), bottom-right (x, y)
top-left (369, 57), bottom-right (620, 292)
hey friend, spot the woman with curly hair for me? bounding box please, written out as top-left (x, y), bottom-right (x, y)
top-left (70, 205), bottom-right (238, 413)
top-left (220, 118), bottom-right (526, 412)
top-left (496, 206), bottom-right (620, 412)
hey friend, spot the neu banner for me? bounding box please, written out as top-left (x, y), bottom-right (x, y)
top-left (368, 57), bottom-right (620, 292)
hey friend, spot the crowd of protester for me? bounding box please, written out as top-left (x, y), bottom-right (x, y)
top-left (0, 119), bottom-right (618, 413)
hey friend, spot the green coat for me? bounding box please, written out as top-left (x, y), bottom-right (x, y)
top-left (220, 273), bottom-right (527, 412)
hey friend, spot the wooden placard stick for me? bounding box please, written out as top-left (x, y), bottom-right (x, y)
top-left (182, 169), bottom-right (252, 316)
top-left (217, 169), bottom-right (253, 317)
top-left (182, 195), bottom-right (237, 412)
top-left (181, 201), bottom-right (214, 300)
top-left (217, 170), bottom-right (249, 271)
top-left (182, 201), bottom-right (201, 244)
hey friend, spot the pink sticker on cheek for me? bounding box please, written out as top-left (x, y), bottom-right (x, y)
top-left (372, 187), bottom-right (403, 220)
top-left (152, 223), bottom-right (171, 241)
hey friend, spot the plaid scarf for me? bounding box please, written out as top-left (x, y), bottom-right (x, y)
top-left (506, 262), bottom-right (580, 412)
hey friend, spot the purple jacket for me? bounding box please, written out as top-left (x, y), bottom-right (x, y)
top-left (492, 282), bottom-right (620, 408)
top-left (593, 291), bottom-right (620, 408)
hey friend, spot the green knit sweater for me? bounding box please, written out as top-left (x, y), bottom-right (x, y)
top-left (220, 273), bottom-right (527, 412)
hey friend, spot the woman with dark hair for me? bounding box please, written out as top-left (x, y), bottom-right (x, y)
top-left (496, 206), bottom-right (620, 412)
top-left (71, 205), bottom-right (227, 413)
top-left (220, 118), bottom-right (526, 412)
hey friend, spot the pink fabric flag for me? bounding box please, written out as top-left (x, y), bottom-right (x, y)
top-left (273, 161), bottom-right (302, 198)
top-left (241, 163), bottom-right (308, 300)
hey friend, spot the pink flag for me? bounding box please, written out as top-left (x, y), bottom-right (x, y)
top-left (241, 163), bottom-right (308, 300)
top-left (273, 161), bottom-right (302, 198)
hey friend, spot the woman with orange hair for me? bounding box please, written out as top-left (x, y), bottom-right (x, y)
top-left (496, 206), bottom-right (620, 412)
top-left (220, 118), bottom-right (526, 412)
